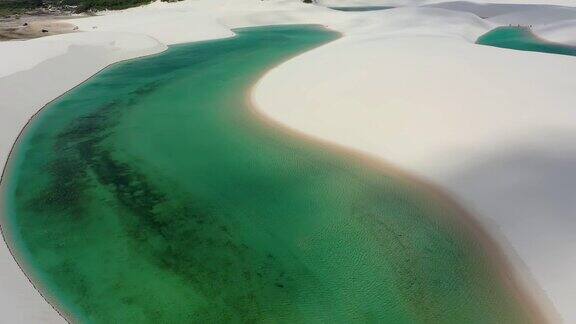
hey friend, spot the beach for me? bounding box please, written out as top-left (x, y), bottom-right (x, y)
top-left (1, 0), bottom-right (576, 322)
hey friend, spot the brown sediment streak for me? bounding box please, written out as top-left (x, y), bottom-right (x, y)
top-left (247, 26), bottom-right (557, 324)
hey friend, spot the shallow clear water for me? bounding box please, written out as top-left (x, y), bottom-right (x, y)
top-left (3, 25), bottom-right (531, 323)
top-left (477, 26), bottom-right (576, 57)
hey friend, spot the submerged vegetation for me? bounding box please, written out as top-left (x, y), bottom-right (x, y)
top-left (3, 25), bottom-right (534, 323)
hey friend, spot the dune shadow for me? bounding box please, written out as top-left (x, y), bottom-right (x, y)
top-left (428, 1), bottom-right (574, 19)
top-left (445, 132), bottom-right (576, 314)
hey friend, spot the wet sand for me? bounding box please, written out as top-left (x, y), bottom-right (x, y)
top-left (248, 46), bottom-right (555, 324)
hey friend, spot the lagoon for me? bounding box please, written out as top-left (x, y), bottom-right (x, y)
top-left (2, 25), bottom-right (532, 323)
top-left (477, 26), bottom-right (576, 57)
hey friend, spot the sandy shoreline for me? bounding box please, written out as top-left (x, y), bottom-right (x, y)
top-left (252, 6), bottom-right (576, 322)
top-left (246, 40), bottom-right (555, 323)
top-left (1, 0), bottom-right (576, 322)
top-left (0, 42), bottom-right (176, 322)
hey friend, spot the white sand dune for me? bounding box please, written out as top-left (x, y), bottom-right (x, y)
top-left (255, 13), bottom-right (576, 321)
top-left (534, 19), bottom-right (576, 45)
top-left (486, 5), bottom-right (576, 45)
top-left (319, 0), bottom-right (576, 8)
top-left (1, 0), bottom-right (576, 322)
top-left (253, 4), bottom-right (576, 323)
top-left (489, 4), bottom-right (576, 25)
top-left (428, 1), bottom-right (575, 18)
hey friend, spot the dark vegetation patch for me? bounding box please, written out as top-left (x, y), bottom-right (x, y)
top-left (0, 0), bottom-right (182, 16)
top-left (18, 78), bottom-right (294, 321)
top-left (0, 0), bottom-right (41, 16)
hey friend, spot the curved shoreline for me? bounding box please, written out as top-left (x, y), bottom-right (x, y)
top-left (0, 23), bottom-right (549, 322)
top-left (0, 25), bottom-right (349, 322)
top-left (247, 33), bottom-right (555, 323)
top-left (477, 26), bottom-right (576, 56)
top-left (0, 43), bottom-right (171, 324)
top-left (249, 8), bottom-right (576, 322)
top-left (1, 1), bottom-right (576, 321)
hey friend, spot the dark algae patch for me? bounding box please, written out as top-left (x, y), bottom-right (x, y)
top-left (477, 26), bottom-right (576, 57)
top-left (3, 25), bottom-right (534, 323)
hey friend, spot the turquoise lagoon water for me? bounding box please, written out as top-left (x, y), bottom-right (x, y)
top-left (2, 25), bottom-right (533, 323)
top-left (477, 26), bottom-right (576, 57)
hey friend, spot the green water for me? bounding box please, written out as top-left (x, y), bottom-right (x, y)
top-left (3, 25), bottom-right (532, 323)
top-left (477, 26), bottom-right (576, 57)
